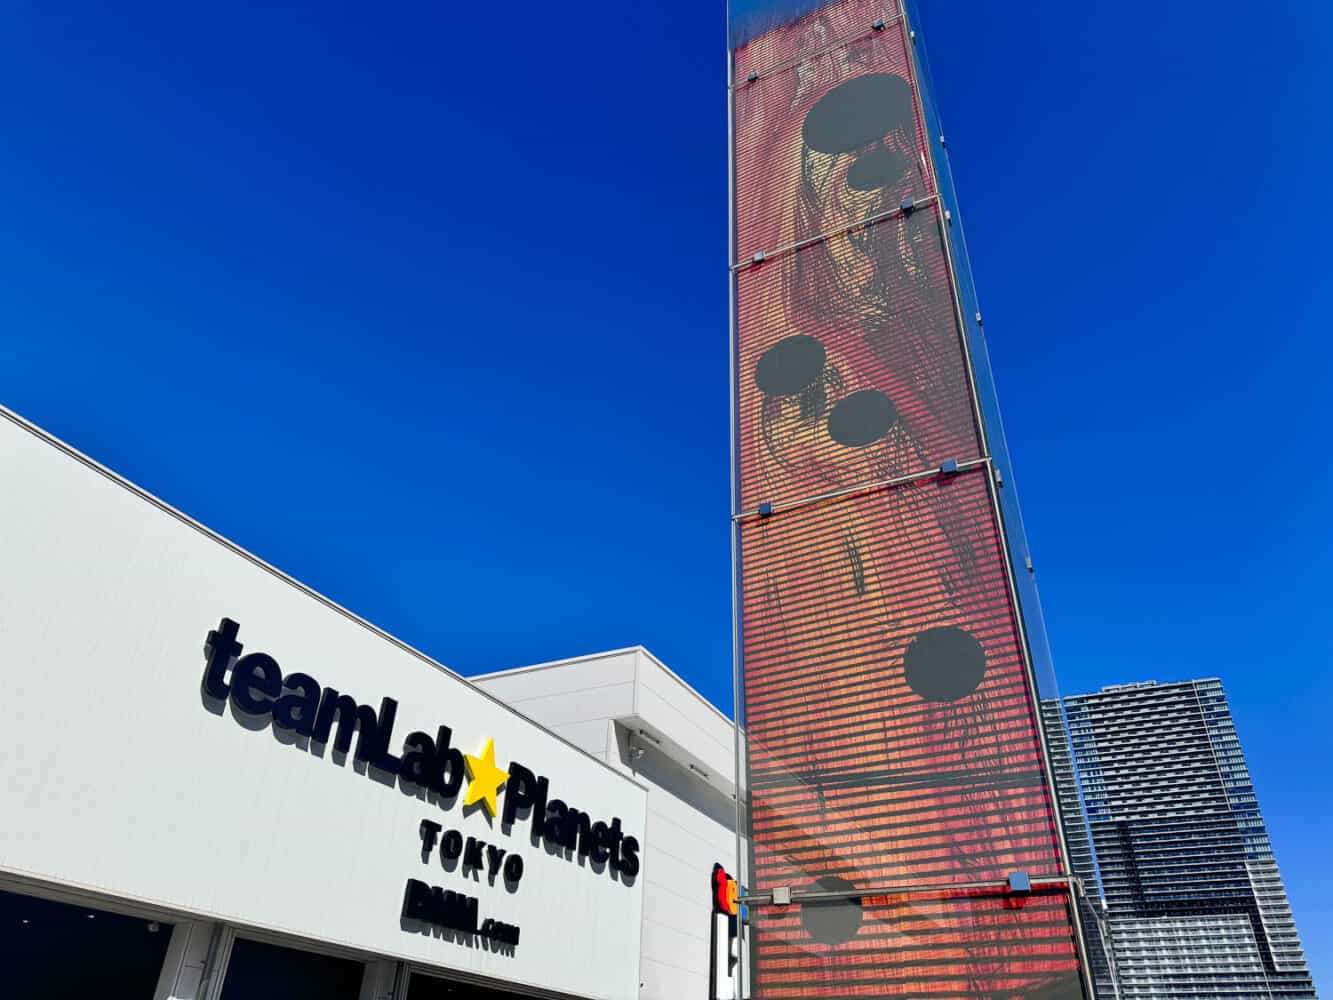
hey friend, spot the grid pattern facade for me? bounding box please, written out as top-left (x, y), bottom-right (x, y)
top-left (729, 1), bottom-right (1090, 996)
top-left (1063, 680), bottom-right (1316, 999)
top-left (1042, 699), bottom-right (1118, 999)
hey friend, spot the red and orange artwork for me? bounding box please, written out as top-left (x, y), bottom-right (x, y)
top-left (732, 1), bottom-right (1087, 995)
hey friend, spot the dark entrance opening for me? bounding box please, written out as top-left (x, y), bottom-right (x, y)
top-left (0, 886), bottom-right (174, 999)
top-left (406, 970), bottom-right (531, 999)
top-left (219, 937), bottom-right (365, 1000)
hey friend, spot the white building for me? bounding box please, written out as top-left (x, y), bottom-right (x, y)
top-left (0, 406), bottom-right (739, 1000)
top-left (474, 651), bottom-right (740, 1000)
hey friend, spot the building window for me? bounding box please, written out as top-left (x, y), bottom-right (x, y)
top-left (219, 937), bottom-right (364, 1000)
top-left (0, 887), bottom-right (172, 998)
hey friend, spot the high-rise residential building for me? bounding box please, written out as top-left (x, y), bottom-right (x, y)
top-left (1062, 679), bottom-right (1316, 999)
top-left (1042, 698), bottom-right (1118, 999)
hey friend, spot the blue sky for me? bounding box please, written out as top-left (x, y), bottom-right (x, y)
top-left (3, 0), bottom-right (1328, 987)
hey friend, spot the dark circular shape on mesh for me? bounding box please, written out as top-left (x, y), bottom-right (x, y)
top-left (847, 144), bottom-right (912, 191)
top-left (903, 626), bottom-right (986, 703)
top-left (755, 334), bottom-right (826, 397)
top-left (800, 876), bottom-right (863, 945)
top-left (802, 74), bottom-right (915, 154)
top-left (827, 389), bottom-right (898, 447)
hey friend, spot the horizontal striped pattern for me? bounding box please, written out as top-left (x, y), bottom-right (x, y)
top-left (740, 471), bottom-right (1063, 890)
top-left (732, 0), bottom-right (893, 61)
top-left (751, 890), bottom-right (1084, 999)
top-left (732, 0), bottom-right (1088, 993)
top-left (734, 3), bottom-right (929, 262)
top-left (735, 204), bottom-right (981, 511)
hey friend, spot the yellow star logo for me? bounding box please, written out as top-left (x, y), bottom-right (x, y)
top-left (462, 738), bottom-right (508, 817)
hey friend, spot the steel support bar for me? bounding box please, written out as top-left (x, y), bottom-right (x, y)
top-left (739, 873), bottom-right (1074, 906)
top-left (733, 456), bottom-right (989, 522)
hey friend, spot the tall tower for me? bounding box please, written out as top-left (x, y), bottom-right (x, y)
top-left (727, 1), bottom-right (1097, 995)
top-left (1064, 680), bottom-right (1316, 999)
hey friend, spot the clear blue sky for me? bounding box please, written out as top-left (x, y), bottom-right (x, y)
top-left (3, 0), bottom-right (1328, 987)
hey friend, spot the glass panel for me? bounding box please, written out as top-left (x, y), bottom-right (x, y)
top-left (732, 1), bottom-right (1091, 994)
top-left (898, 0), bottom-right (1064, 704)
top-left (0, 888), bottom-right (173, 999)
top-left (735, 203), bottom-right (982, 512)
top-left (732, 0), bottom-right (891, 59)
top-left (734, 4), bottom-right (932, 263)
top-left (740, 468), bottom-right (1064, 893)
top-left (749, 887), bottom-right (1086, 998)
top-left (219, 937), bottom-right (364, 1000)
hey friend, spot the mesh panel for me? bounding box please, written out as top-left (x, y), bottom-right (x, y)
top-left (732, 0), bottom-right (892, 57)
top-left (750, 888), bottom-right (1085, 999)
top-left (735, 202), bottom-right (981, 511)
top-left (732, 0), bottom-right (1089, 994)
top-left (734, 6), bottom-right (931, 262)
top-left (740, 470), bottom-right (1064, 891)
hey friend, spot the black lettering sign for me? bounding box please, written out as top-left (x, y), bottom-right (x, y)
top-left (202, 617), bottom-right (641, 905)
top-left (403, 879), bottom-right (519, 948)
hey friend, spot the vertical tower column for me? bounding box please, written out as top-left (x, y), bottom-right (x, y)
top-left (728, 1), bottom-right (1093, 995)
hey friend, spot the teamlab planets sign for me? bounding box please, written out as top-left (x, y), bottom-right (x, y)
top-left (0, 410), bottom-right (647, 1000)
top-left (199, 617), bottom-right (643, 952)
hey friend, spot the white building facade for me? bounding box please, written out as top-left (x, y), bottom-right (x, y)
top-left (0, 407), bottom-right (737, 1000)
top-left (474, 651), bottom-right (741, 1000)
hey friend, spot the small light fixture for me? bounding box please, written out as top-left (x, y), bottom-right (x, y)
top-left (871, 17), bottom-right (886, 30)
top-left (629, 745), bottom-right (646, 761)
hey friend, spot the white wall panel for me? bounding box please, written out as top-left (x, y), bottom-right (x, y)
top-left (545, 720), bottom-right (613, 760)
top-left (0, 412), bottom-right (646, 1000)
top-left (473, 654), bottom-right (638, 704)
top-left (497, 684), bottom-right (638, 730)
top-left (634, 656), bottom-right (735, 780)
